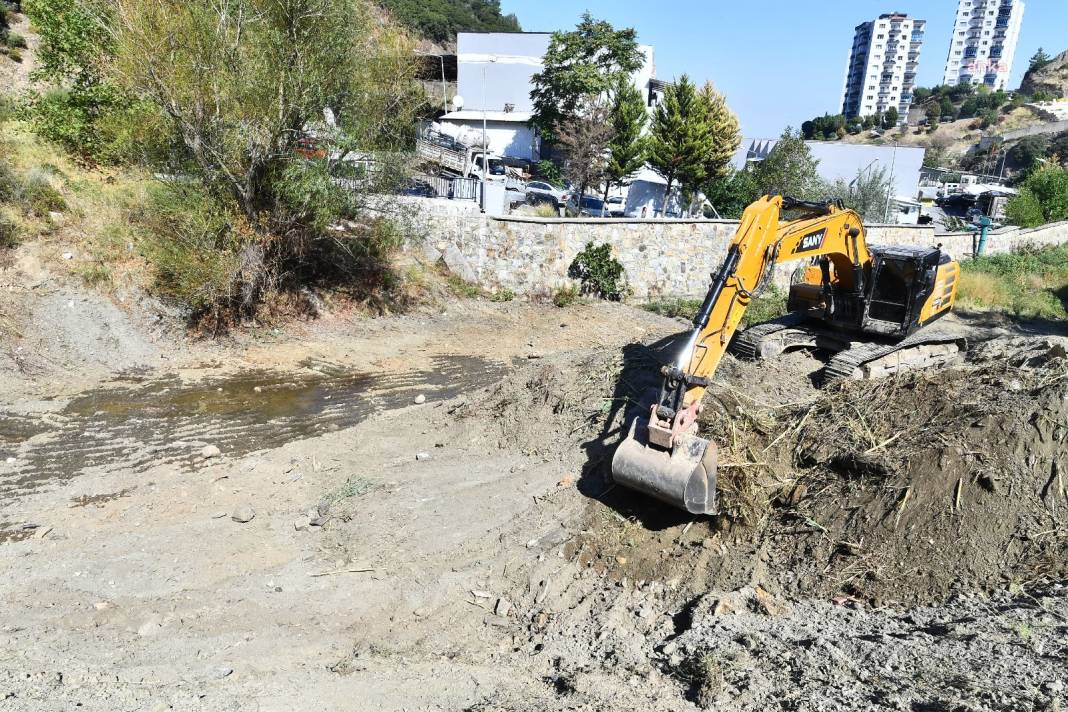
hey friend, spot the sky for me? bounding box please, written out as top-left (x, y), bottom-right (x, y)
top-left (499, 0), bottom-right (1067, 137)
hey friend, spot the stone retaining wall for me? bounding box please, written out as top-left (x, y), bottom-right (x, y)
top-left (416, 209), bottom-right (1068, 299)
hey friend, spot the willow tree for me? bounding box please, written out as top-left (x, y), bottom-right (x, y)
top-left (110, 0), bottom-right (421, 225)
top-left (104, 0), bottom-right (424, 319)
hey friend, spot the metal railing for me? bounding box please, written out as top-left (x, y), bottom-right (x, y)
top-left (417, 173), bottom-right (480, 201)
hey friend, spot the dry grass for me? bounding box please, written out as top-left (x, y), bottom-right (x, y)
top-left (1, 120), bottom-right (151, 289)
top-left (956, 244), bottom-right (1068, 318)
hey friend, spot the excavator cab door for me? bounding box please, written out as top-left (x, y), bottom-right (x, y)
top-left (862, 247), bottom-right (942, 337)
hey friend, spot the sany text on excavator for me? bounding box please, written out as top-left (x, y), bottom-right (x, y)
top-left (611, 195), bottom-right (961, 515)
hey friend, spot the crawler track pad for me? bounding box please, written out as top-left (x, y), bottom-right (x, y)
top-left (611, 417), bottom-right (718, 515)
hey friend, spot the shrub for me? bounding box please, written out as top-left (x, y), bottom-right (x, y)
top-left (567, 242), bottom-right (628, 301)
top-left (21, 169), bottom-right (67, 216)
top-left (0, 209), bottom-right (19, 248)
top-left (5, 32), bottom-right (26, 48)
top-left (1005, 167), bottom-right (1068, 227)
top-left (137, 184), bottom-right (248, 319)
top-left (642, 297), bottom-right (701, 320)
top-left (0, 158), bottom-right (20, 203)
top-left (139, 182), bottom-right (409, 324)
top-left (445, 274), bottom-right (481, 298)
top-left (533, 202), bottom-right (559, 218)
top-left (552, 284), bottom-right (578, 308)
top-left (488, 287), bottom-right (514, 302)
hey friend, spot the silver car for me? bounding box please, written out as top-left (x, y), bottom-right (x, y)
top-left (525, 181), bottom-right (570, 208)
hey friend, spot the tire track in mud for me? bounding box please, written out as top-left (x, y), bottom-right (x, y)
top-left (0, 355), bottom-right (510, 506)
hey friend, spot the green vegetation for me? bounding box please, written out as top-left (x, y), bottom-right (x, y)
top-left (1005, 166), bottom-right (1068, 228)
top-left (445, 274), bottom-right (482, 298)
top-left (1028, 48), bottom-right (1053, 73)
top-left (748, 128), bottom-right (822, 201)
top-left (802, 83), bottom-right (1020, 144)
top-left (1, 2), bottom-right (25, 60)
top-left (21, 0), bottom-right (424, 326)
top-left (379, 0), bottom-right (519, 43)
top-left (957, 243), bottom-right (1068, 318)
top-left (603, 76), bottom-right (648, 201)
top-left (551, 284), bottom-right (579, 308)
top-left (567, 242), bottom-right (628, 301)
top-left (530, 13), bottom-right (644, 143)
top-left (647, 75), bottom-right (740, 212)
top-left (643, 286), bottom-right (786, 327)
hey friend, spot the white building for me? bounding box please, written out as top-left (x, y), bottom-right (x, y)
top-left (732, 139), bottom-right (928, 222)
top-left (842, 13), bottom-right (925, 119)
top-left (942, 0), bottom-right (1025, 90)
top-left (436, 32), bottom-right (660, 164)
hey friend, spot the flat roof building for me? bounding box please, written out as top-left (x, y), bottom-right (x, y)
top-left (942, 0), bottom-right (1025, 90)
top-left (842, 13), bottom-right (925, 120)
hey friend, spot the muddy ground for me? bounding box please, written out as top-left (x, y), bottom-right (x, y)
top-left (1, 246), bottom-right (1067, 710)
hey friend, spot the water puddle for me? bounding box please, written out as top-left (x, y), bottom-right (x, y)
top-left (0, 355), bottom-right (509, 502)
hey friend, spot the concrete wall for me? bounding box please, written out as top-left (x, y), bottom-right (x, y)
top-left (414, 210), bottom-right (1068, 300)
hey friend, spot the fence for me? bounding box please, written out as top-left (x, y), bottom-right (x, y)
top-left (418, 174), bottom-right (480, 202)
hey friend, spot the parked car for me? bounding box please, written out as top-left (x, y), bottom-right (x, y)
top-left (605, 195), bottom-right (626, 217)
top-left (566, 194), bottom-right (606, 217)
top-left (525, 181), bottom-right (570, 208)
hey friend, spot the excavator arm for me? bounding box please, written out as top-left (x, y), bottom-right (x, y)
top-left (612, 195), bottom-right (871, 515)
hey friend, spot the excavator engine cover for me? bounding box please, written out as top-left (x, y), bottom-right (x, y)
top-left (612, 416), bottom-right (718, 515)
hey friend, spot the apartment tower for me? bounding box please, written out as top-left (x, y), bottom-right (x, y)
top-left (942, 0), bottom-right (1025, 90)
top-left (842, 13), bottom-right (925, 120)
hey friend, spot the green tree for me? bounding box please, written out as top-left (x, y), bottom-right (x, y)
top-left (691, 81), bottom-right (740, 189)
top-left (823, 165), bottom-right (893, 223)
top-left (100, 0), bottom-right (424, 320)
top-left (1006, 166), bottom-right (1068, 227)
top-left (1008, 135), bottom-right (1050, 175)
top-left (647, 75), bottom-right (739, 215)
top-left (529, 13), bottom-right (643, 141)
top-left (380, 0), bottom-right (520, 43)
top-left (703, 169), bottom-right (759, 219)
top-left (750, 128), bottom-right (822, 200)
top-left (647, 75), bottom-right (700, 214)
top-left (1028, 47), bottom-right (1052, 72)
top-left (110, 0), bottom-right (420, 220)
top-left (883, 106), bottom-right (899, 128)
top-left (602, 76), bottom-right (648, 204)
top-left (23, 0), bottom-right (129, 156)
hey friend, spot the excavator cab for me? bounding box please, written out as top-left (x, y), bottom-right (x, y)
top-left (862, 246), bottom-right (953, 335)
top-left (787, 245), bottom-right (954, 339)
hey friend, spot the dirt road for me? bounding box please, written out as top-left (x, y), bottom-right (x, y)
top-left (1, 255), bottom-right (1066, 709)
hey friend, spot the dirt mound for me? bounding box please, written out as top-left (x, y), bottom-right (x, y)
top-left (488, 328), bottom-right (1068, 607)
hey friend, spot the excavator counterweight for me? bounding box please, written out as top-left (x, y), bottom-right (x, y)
top-left (611, 195), bottom-right (961, 515)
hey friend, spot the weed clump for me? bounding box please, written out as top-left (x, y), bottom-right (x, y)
top-left (552, 284), bottom-right (579, 308)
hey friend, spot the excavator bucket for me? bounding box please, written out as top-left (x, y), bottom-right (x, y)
top-left (611, 416), bottom-right (718, 515)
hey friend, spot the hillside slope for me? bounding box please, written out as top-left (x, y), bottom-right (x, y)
top-left (379, 0), bottom-right (521, 44)
top-left (1021, 49), bottom-right (1068, 99)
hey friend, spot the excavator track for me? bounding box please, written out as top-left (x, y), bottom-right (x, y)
top-left (821, 324), bottom-right (967, 384)
top-left (729, 313), bottom-right (811, 361)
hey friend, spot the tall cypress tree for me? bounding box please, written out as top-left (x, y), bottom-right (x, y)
top-left (602, 77), bottom-right (648, 205)
top-left (648, 75), bottom-right (740, 216)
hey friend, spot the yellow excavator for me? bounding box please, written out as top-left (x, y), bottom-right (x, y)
top-left (612, 195), bottom-right (961, 515)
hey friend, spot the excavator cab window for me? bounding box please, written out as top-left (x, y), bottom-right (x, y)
top-left (867, 257), bottom-right (917, 326)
